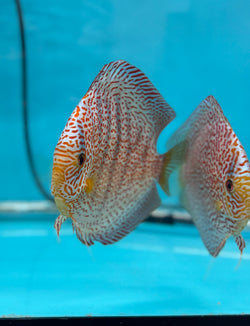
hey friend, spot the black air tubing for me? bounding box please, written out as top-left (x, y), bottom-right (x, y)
top-left (14, 0), bottom-right (54, 201)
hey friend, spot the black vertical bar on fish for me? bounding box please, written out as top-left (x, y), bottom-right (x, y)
top-left (14, 0), bottom-right (54, 201)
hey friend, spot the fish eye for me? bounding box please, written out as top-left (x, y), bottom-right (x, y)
top-left (78, 153), bottom-right (85, 167)
top-left (226, 179), bottom-right (233, 192)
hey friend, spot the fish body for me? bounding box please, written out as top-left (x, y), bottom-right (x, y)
top-left (160, 95), bottom-right (250, 257)
top-left (51, 60), bottom-right (175, 246)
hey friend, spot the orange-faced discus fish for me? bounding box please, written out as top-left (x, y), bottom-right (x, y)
top-left (159, 95), bottom-right (250, 257)
top-left (51, 60), bottom-right (175, 246)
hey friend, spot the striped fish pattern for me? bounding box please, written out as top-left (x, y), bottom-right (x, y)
top-left (160, 95), bottom-right (250, 257)
top-left (51, 60), bottom-right (175, 246)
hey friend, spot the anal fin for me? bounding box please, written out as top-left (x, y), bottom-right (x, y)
top-left (95, 182), bottom-right (161, 246)
top-left (189, 208), bottom-right (230, 257)
top-left (72, 220), bottom-right (94, 247)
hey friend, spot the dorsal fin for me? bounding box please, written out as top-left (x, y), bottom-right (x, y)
top-left (166, 95), bottom-right (226, 152)
top-left (87, 60), bottom-right (176, 143)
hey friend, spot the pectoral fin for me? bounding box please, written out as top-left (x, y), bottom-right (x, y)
top-left (54, 215), bottom-right (68, 238)
top-left (234, 234), bottom-right (245, 255)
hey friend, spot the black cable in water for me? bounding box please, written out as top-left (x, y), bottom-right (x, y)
top-left (14, 0), bottom-right (54, 201)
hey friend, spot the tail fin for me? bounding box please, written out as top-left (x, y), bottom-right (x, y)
top-left (159, 141), bottom-right (187, 196)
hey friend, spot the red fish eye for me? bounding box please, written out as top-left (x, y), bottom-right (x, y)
top-left (226, 179), bottom-right (233, 192)
top-left (78, 153), bottom-right (85, 167)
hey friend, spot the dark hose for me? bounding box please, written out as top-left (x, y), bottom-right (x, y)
top-left (14, 0), bottom-right (54, 201)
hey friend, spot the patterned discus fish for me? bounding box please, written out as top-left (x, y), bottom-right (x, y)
top-left (51, 60), bottom-right (175, 246)
top-left (159, 95), bottom-right (250, 257)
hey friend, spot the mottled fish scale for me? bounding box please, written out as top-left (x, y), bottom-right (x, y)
top-left (160, 95), bottom-right (250, 256)
top-left (51, 60), bottom-right (175, 246)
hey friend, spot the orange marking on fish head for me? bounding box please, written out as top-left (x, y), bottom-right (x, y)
top-left (74, 105), bottom-right (80, 118)
top-left (84, 175), bottom-right (95, 194)
top-left (51, 155), bottom-right (67, 198)
top-left (215, 200), bottom-right (223, 212)
top-left (222, 141), bottom-right (250, 231)
top-left (82, 93), bottom-right (88, 101)
top-left (227, 175), bottom-right (250, 220)
top-left (51, 103), bottom-right (91, 219)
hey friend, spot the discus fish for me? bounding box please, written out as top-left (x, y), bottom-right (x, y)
top-left (159, 95), bottom-right (250, 257)
top-left (51, 60), bottom-right (175, 246)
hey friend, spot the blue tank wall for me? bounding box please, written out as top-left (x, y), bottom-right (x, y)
top-left (1, 0), bottom-right (249, 201)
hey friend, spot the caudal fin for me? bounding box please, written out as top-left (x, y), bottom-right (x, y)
top-left (159, 141), bottom-right (187, 196)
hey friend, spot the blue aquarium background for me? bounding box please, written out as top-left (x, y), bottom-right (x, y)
top-left (0, 0), bottom-right (250, 318)
top-left (1, 0), bottom-right (249, 202)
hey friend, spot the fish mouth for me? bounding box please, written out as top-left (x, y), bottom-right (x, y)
top-left (54, 196), bottom-right (70, 217)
